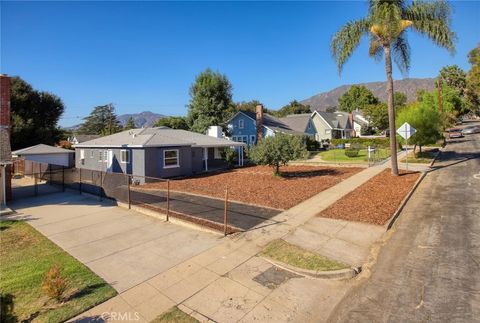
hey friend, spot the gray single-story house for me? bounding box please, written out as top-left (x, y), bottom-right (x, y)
top-left (74, 127), bottom-right (245, 181)
top-left (12, 144), bottom-right (75, 167)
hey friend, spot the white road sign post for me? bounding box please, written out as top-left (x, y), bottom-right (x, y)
top-left (396, 122), bottom-right (416, 171)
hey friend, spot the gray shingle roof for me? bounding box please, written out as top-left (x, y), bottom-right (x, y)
top-left (75, 127), bottom-right (245, 148)
top-left (315, 111), bottom-right (352, 130)
top-left (12, 144), bottom-right (75, 156)
top-left (240, 111), bottom-right (304, 135)
top-left (278, 114), bottom-right (311, 133)
top-left (72, 135), bottom-right (100, 143)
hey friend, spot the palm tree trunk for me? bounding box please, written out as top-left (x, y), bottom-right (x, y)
top-left (384, 45), bottom-right (399, 176)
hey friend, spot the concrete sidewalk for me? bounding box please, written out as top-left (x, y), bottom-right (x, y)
top-left (67, 160), bottom-right (398, 322)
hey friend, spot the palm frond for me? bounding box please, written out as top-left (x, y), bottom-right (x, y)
top-left (369, 37), bottom-right (383, 62)
top-left (404, 0), bottom-right (456, 53)
top-left (331, 19), bottom-right (370, 73)
top-left (392, 33), bottom-right (411, 75)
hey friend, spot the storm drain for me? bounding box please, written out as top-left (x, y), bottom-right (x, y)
top-left (253, 266), bottom-right (300, 290)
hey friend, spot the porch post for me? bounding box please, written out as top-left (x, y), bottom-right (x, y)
top-left (204, 147), bottom-right (208, 172)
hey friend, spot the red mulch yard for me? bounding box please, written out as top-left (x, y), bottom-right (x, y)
top-left (318, 169), bottom-right (420, 225)
top-left (140, 165), bottom-right (362, 210)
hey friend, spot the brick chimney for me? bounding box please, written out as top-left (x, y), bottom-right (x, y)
top-left (255, 104), bottom-right (264, 144)
top-left (0, 74), bottom-right (12, 203)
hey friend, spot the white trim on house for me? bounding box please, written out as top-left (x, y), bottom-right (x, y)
top-left (227, 110), bottom-right (277, 134)
top-left (311, 110), bottom-right (334, 129)
top-left (120, 149), bottom-right (130, 164)
top-left (163, 149), bottom-right (179, 169)
top-left (80, 149), bottom-right (85, 160)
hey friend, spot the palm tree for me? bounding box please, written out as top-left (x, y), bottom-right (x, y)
top-left (331, 0), bottom-right (455, 175)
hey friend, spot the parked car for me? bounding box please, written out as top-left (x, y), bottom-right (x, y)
top-left (462, 126), bottom-right (480, 135)
top-left (448, 128), bottom-right (463, 139)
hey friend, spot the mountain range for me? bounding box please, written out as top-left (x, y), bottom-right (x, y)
top-left (301, 78), bottom-right (436, 111)
top-left (117, 111), bottom-right (166, 127)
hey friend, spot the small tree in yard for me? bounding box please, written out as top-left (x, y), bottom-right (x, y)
top-left (42, 264), bottom-right (67, 303)
top-left (221, 147), bottom-right (237, 168)
top-left (249, 133), bottom-right (308, 176)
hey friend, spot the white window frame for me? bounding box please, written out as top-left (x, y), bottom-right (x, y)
top-left (163, 149), bottom-right (179, 168)
top-left (250, 135), bottom-right (256, 144)
top-left (120, 149), bottom-right (130, 164)
top-left (239, 119), bottom-right (244, 129)
top-left (103, 150), bottom-right (108, 162)
top-left (90, 150), bottom-right (94, 158)
top-left (325, 129), bottom-right (331, 134)
top-left (214, 148), bottom-right (222, 159)
top-left (80, 149), bottom-right (85, 160)
top-left (98, 150), bottom-right (104, 162)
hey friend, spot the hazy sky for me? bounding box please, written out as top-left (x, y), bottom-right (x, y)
top-left (2, 1), bottom-right (479, 127)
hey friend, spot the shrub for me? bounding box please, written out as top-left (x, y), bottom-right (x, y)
top-left (344, 148), bottom-right (360, 157)
top-left (249, 133), bottom-right (308, 175)
top-left (305, 136), bottom-right (321, 151)
top-left (331, 137), bottom-right (390, 148)
top-left (42, 264), bottom-right (67, 302)
top-left (221, 147), bottom-right (237, 168)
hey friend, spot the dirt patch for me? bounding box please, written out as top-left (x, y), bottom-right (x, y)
top-left (140, 165), bottom-right (362, 210)
top-left (318, 169), bottom-right (420, 225)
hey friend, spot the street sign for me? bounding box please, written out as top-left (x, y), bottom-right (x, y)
top-left (397, 122), bottom-right (416, 140)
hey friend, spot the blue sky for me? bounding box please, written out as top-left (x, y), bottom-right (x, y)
top-left (1, 1), bottom-right (479, 127)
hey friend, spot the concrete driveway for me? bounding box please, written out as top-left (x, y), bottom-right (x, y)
top-left (8, 192), bottom-right (220, 293)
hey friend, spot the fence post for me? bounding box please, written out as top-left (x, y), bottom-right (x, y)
top-left (79, 168), bottom-right (82, 194)
top-left (99, 171), bottom-right (103, 201)
top-left (166, 180), bottom-right (170, 221)
top-left (127, 174), bottom-right (131, 209)
top-left (34, 173), bottom-right (38, 196)
top-left (224, 186), bottom-right (229, 236)
top-left (62, 166), bottom-right (65, 192)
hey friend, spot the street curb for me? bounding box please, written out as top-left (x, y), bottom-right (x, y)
top-left (385, 171), bottom-right (427, 231)
top-left (261, 256), bottom-right (361, 280)
top-left (429, 145), bottom-right (446, 168)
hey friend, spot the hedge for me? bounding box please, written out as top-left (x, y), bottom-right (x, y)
top-left (331, 137), bottom-right (390, 148)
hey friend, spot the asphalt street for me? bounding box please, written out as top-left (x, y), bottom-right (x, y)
top-left (328, 123), bottom-right (480, 322)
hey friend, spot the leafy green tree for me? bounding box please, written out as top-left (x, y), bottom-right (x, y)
top-left (438, 65), bottom-right (467, 95)
top-left (396, 101), bottom-right (442, 155)
top-left (338, 85), bottom-right (379, 112)
top-left (186, 68), bottom-right (233, 133)
top-left (227, 100), bottom-right (270, 119)
top-left (419, 85), bottom-right (465, 129)
top-left (221, 147), bottom-right (237, 168)
top-left (465, 44), bottom-right (480, 113)
top-left (249, 133), bottom-right (308, 175)
top-left (78, 104), bottom-right (121, 135)
top-left (394, 91), bottom-right (407, 107)
top-left (331, 0), bottom-right (455, 175)
top-left (10, 77), bottom-right (65, 150)
top-left (124, 116), bottom-right (136, 130)
top-left (155, 116), bottom-right (189, 130)
top-left (272, 100), bottom-right (311, 117)
top-left (363, 103), bottom-right (389, 131)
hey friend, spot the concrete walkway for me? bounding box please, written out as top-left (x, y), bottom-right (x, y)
top-left (9, 151), bottom-right (414, 323)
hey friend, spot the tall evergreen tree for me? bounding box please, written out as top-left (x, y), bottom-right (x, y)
top-left (186, 69), bottom-right (233, 133)
top-left (78, 104), bottom-right (121, 135)
top-left (10, 76), bottom-right (65, 150)
top-left (124, 116), bottom-right (136, 130)
top-left (331, 0), bottom-right (455, 175)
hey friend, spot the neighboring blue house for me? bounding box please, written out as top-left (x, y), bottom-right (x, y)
top-left (227, 110), bottom-right (313, 146)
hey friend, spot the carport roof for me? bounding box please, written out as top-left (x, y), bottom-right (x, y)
top-left (74, 127), bottom-right (246, 148)
top-left (12, 144), bottom-right (75, 156)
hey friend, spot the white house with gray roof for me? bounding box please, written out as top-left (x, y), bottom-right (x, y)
top-left (74, 127), bottom-right (245, 180)
top-left (12, 144), bottom-right (75, 167)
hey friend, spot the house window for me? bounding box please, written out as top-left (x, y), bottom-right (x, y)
top-left (308, 122), bottom-right (312, 130)
top-left (163, 149), bottom-right (179, 168)
top-left (90, 150), bottom-right (94, 158)
top-left (239, 119), bottom-right (244, 129)
top-left (98, 150), bottom-right (103, 162)
top-left (325, 129), bottom-right (331, 134)
top-left (214, 148), bottom-right (222, 159)
top-left (120, 150), bottom-right (130, 163)
top-left (80, 149), bottom-right (85, 160)
top-left (104, 151), bottom-right (108, 162)
top-left (250, 135), bottom-right (256, 144)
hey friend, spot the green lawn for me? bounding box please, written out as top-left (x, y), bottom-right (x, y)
top-left (260, 239), bottom-right (348, 272)
top-left (318, 148), bottom-right (390, 163)
top-left (0, 220), bottom-right (117, 323)
top-left (400, 151), bottom-right (436, 164)
top-left (151, 307), bottom-right (199, 323)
